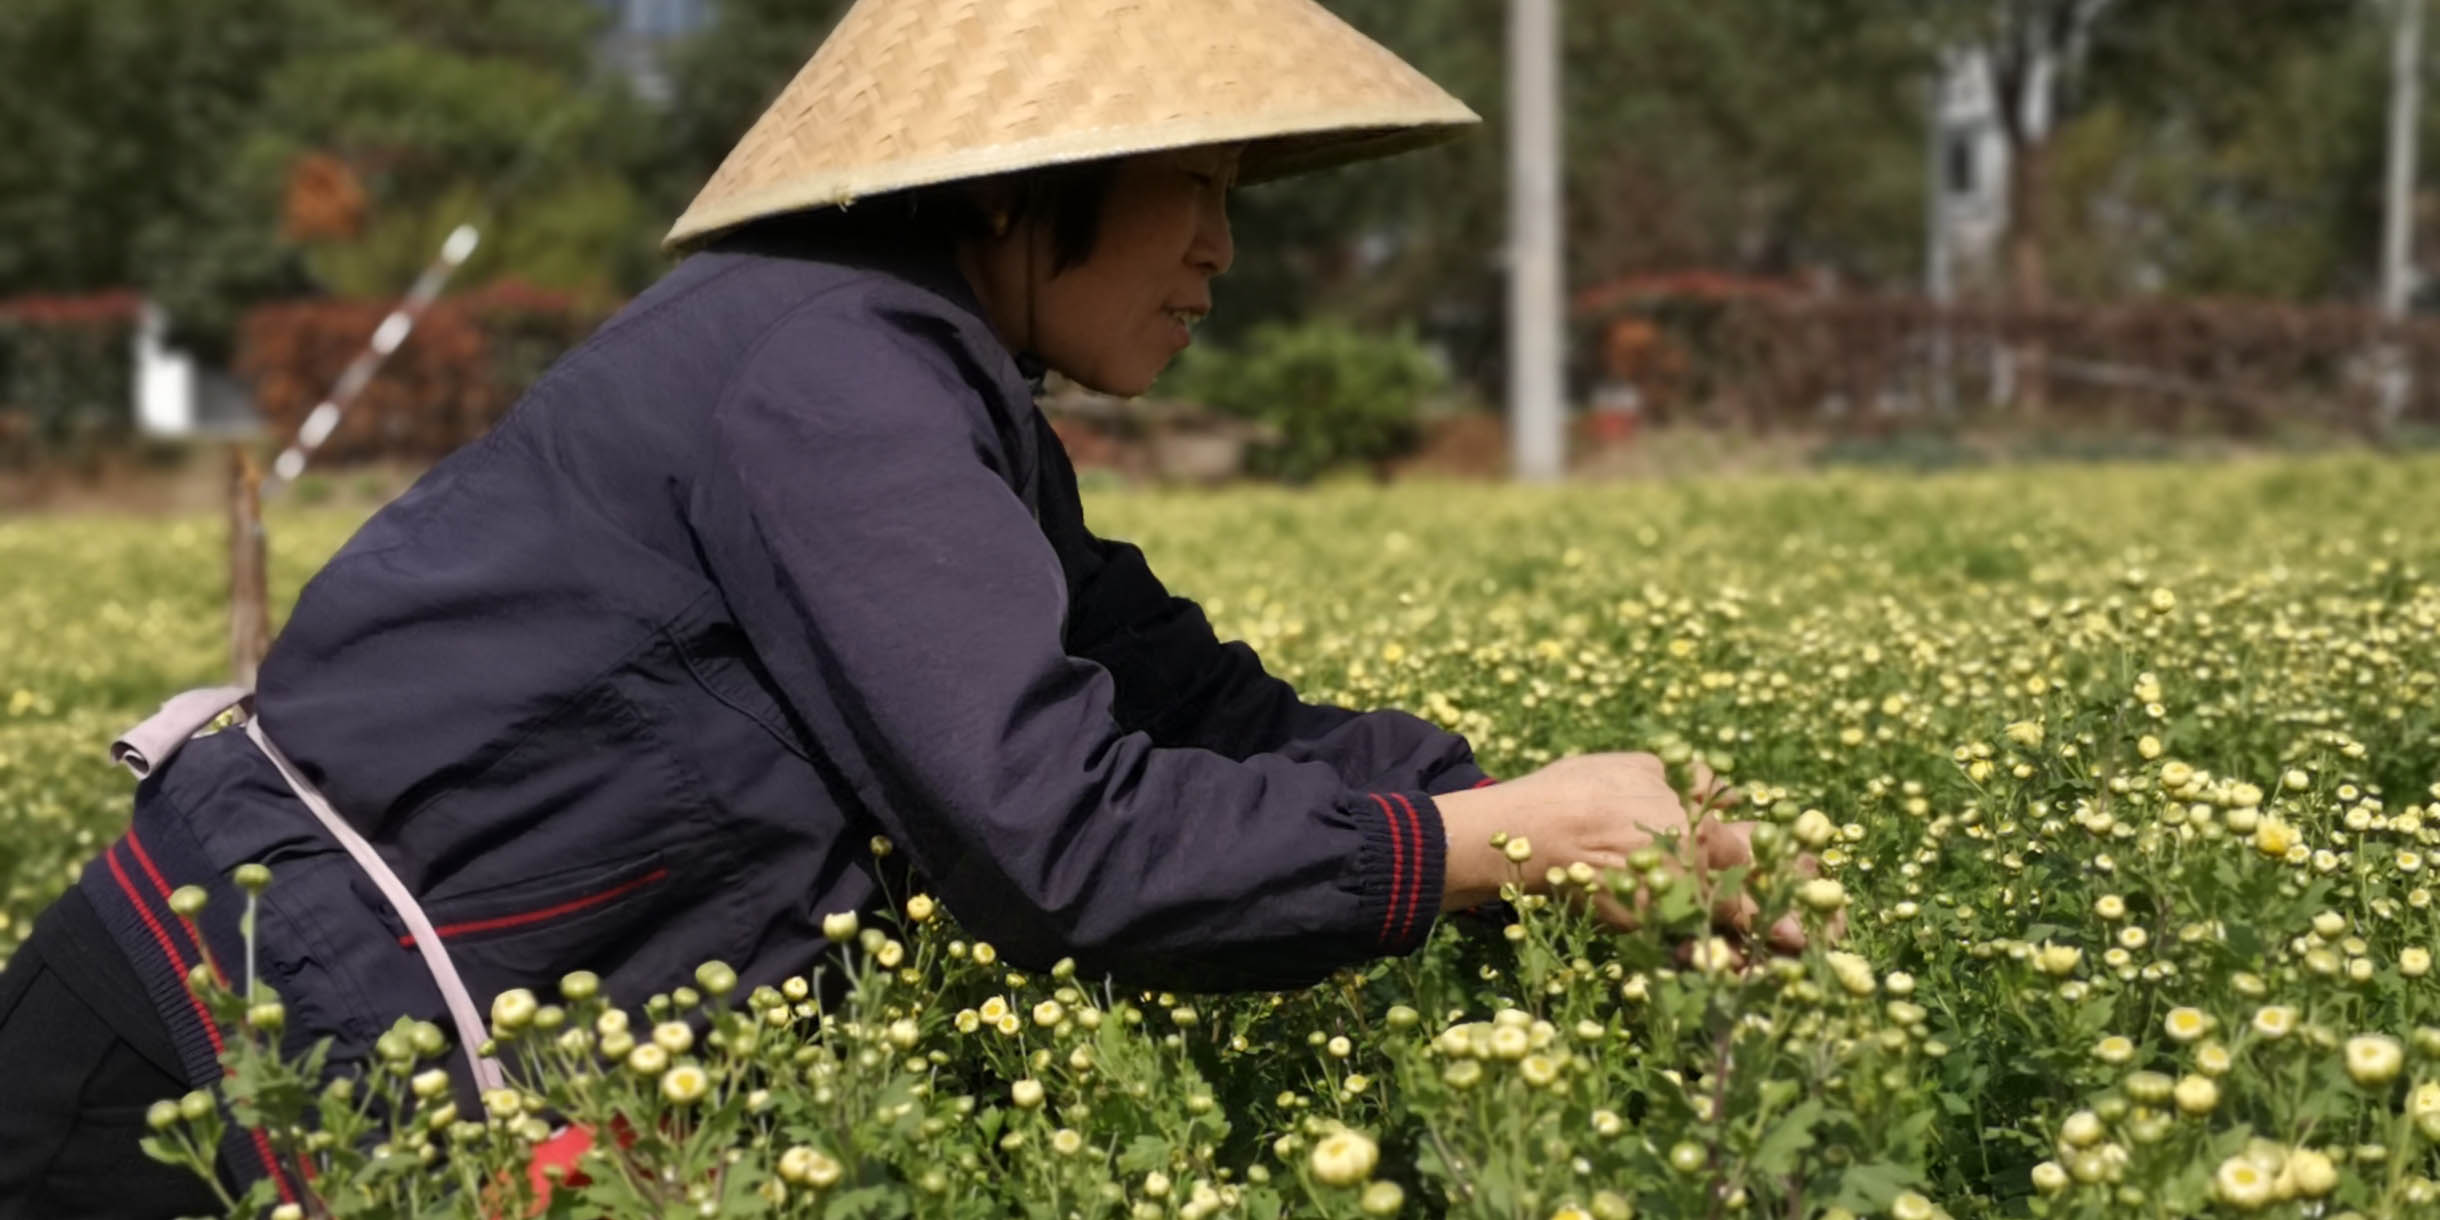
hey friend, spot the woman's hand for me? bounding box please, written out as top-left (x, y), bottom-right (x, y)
top-left (1435, 752), bottom-right (1821, 956)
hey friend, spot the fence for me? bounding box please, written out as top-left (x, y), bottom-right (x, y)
top-left (1586, 289), bottom-right (2440, 436)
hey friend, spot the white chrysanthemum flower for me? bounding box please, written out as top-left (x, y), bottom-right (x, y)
top-left (2253, 1006), bottom-right (2297, 1039)
top-left (778, 1145), bottom-right (842, 1188)
top-left (660, 1063), bottom-right (708, 1105)
top-left (2173, 1074), bottom-right (2219, 1115)
top-left (2216, 1156), bottom-right (2273, 1210)
top-left (2345, 1034), bottom-right (2405, 1086)
top-left (625, 1043), bottom-right (668, 1077)
top-left (2195, 1042), bottom-right (2233, 1076)
top-left (1826, 951), bottom-right (1877, 996)
top-left (2163, 1007), bottom-right (2212, 1043)
top-left (1310, 1129), bottom-right (1380, 1187)
top-left (2282, 1148), bottom-right (2338, 1198)
top-left (490, 988), bottom-right (538, 1031)
top-left (2030, 1161), bottom-right (2070, 1195)
top-left (2034, 943), bottom-right (2082, 976)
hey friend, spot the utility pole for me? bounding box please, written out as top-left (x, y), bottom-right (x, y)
top-left (1508, 0), bottom-right (1566, 482)
top-left (1924, 51), bottom-right (1957, 417)
top-left (2378, 0), bottom-right (2426, 431)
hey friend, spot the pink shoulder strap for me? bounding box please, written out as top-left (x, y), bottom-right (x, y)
top-left (110, 687), bottom-right (507, 1091)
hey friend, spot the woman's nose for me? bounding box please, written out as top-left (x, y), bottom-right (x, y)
top-left (1192, 200), bottom-right (1234, 277)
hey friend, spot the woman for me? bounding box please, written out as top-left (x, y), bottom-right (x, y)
top-left (0, 0), bottom-right (1789, 1212)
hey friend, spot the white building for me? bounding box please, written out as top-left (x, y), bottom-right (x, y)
top-left (1928, 46), bottom-right (2011, 300)
top-left (135, 301), bottom-right (260, 439)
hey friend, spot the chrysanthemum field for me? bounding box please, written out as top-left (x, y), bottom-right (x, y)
top-left (4, 454), bottom-right (2438, 1219)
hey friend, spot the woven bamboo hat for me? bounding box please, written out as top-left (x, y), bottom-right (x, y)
top-left (665, 0), bottom-right (1480, 249)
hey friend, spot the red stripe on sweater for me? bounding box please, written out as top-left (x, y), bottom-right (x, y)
top-left (1472, 776), bottom-right (1500, 789)
top-left (123, 829), bottom-right (227, 989)
top-left (1389, 793), bottom-right (1429, 944)
top-left (1367, 794), bottom-right (1408, 949)
top-left (398, 868), bottom-right (670, 948)
top-left (106, 843), bottom-right (296, 1204)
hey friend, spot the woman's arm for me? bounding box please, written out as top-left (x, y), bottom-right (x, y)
top-left (689, 300), bottom-right (1450, 992)
top-left (1041, 417), bottom-right (1491, 796)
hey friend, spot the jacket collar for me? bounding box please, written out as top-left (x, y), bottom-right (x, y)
top-left (706, 214), bottom-right (1047, 397)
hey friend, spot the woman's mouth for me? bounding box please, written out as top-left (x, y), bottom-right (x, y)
top-left (1163, 307), bottom-right (1207, 348)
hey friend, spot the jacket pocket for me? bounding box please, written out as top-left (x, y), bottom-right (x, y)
top-left (403, 849), bottom-right (694, 1004)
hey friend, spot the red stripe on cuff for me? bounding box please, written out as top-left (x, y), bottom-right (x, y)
top-left (1389, 793), bottom-right (1429, 944)
top-left (1472, 777), bottom-right (1500, 789)
top-left (1366, 793), bottom-right (1408, 949)
top-left (106, 843), bottom-right (296, 1204)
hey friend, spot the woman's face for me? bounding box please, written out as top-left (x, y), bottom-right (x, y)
top-left (968, 147), bottom-right (1239, 397)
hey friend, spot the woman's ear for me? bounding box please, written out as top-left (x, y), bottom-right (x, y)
top-left (961, 179), bottom-right (1020, 240)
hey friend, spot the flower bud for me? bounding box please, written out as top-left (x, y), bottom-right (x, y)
top-left (491, 989), bottom-right (538, 1031)
top-left (232, 863), bottom-right (272, 894)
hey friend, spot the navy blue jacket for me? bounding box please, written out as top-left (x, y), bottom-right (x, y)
top-left (76, 222), bottom-right (1485, 1190)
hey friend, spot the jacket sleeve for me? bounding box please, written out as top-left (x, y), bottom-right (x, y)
top-left (691, 307), bottom-right (1445, 992)
top-left (1059, 526), bottom-right (1492, 796)
top-left (1039, 415), bottom-right (1490, 797)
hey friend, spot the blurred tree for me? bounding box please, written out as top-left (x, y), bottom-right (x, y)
top-left (0, 0), bottom-right (665, 358)
top-left (227, 0), bottom-right (668, 331)
top-left (0, 0), bottom-right (339, 328)
top-left (655, 0), bottom-right (854, 224)
top-left (1213, 0), bottom-right (1927, 397)
top-left (2054, 2), bottom-right (2387, 302)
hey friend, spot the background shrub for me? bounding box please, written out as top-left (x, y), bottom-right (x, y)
top-left (1163, 320), bottom-right (1446, 483)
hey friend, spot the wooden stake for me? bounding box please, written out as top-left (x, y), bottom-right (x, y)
top-left (228, 444), bottom-right (271, 687)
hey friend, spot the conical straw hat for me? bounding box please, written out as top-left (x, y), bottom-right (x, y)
top-left (666, 0), bottom-right (1481, 249)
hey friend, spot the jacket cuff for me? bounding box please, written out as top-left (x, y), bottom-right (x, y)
top-left (1421, 758), bottom-right (1497, 795)
top-left (1354, 791), bottom-right (1445, 955)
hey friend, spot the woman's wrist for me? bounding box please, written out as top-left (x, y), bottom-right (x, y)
top-left (1431, 786), bottom-right (1517, 911)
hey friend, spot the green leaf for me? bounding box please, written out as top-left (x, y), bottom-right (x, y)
top-left (1241, 1185), bottom-right (1284, 1220)
top-left (1118, 1134), bottom-right (1172, 1175)
top-left (1832, 1161), bottom-right (1914, 1213)
top-left (1750, 1098), bottom-right (1823, 1175)
top-left (821, 1184), bottom-right (912, 1220)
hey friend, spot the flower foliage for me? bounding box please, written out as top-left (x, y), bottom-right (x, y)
top-left (3, 453), bottom-right (2440, 1217)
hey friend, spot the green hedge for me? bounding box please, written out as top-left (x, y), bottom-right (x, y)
top-left (0, 298), bottom-right (138, 466)
top-left (1162, 321), bottom-right (1446, 482)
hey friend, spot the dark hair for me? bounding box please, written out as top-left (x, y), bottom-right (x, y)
top-left (927, 158), bottom-right (1118, 275)
top-left (713, 158), bottom-right (1119, 275)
